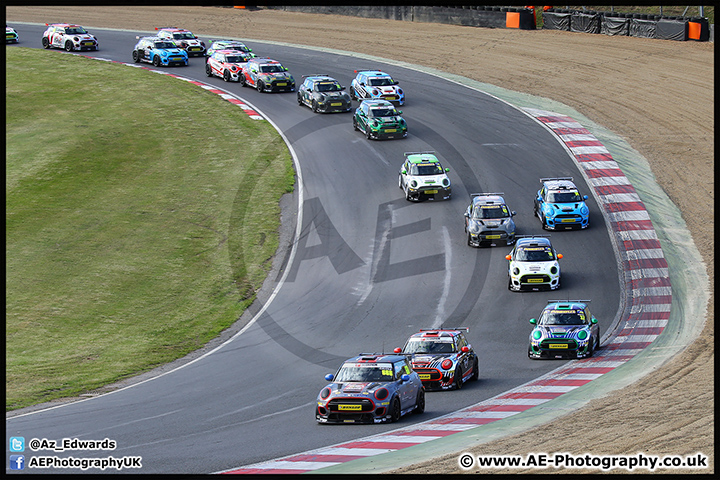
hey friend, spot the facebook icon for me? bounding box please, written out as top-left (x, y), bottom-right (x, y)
top-left (10, 455), bottom-right (25, 470)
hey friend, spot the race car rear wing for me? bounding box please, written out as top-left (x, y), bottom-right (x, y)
top-left (547, 299), bottom-right (591, 304)
top-left (470, 192), bottom-right (504, 198)
top-left (404, 151), bottom-right (435, 158)
top-left (540, 177), bottom-right (573, 183)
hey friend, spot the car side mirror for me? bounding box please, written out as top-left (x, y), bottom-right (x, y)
top-left (340, 86), bottom-right (346, 90)
top-left (529, 318), bottom-right (537, 325)
top-left (505, 254), bottom-right (512, 260)
top-left (511, 211), bottom-right (517, 216)
top-left (461, 346), bottom-right (469, 353)
top-left (445, 168), bottom-right (450, 172)
top-left (393, 347), bottom-right (402, 353)
top-left (401, 169), bottom-right (407, 175)
top-left (583, 195), bottom-right (588, 200)
top-left (557, 253), bottom-right (563, 259)
top-left (324, 374), bottom-right (334, 381)
top-left (400, 374), bottom-right (411, 383)
top-left (397, 110), bottom-right (403, 115)
top-left (591, 318), bottom-right (598, 324)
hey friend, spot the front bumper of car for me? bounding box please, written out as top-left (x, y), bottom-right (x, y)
top-left (316, 97), bottom-right (352, 113)
top-left (406, 184), bottom-right (451, 201)
top-left (509, 266), bottom-right (560, 291)
top-left (184, 46), bottom-right (206, 56)
top-left (468, 230), bottom-right (515, 247)
top-left (528, 338), bottom-right (592, 359)
top-left (543, 206), bottom-right (589, 230)
top-left (412, 367), bottom-right (457, 390)
top-left (73, 38), bottom-right (98, 50)
top-left (368, 124), bottom-right (407, 140)
top-left (160, 54), bottom-right (188, 66)
top-left (261, 79), bottom-right (295, 92)
top-left (315, 396), bottom-right (392, 424)
top-left (7, 33), bottom-right (19, 43)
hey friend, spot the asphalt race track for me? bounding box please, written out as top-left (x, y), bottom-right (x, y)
top-left (6, 25), bottom-right (621, 474)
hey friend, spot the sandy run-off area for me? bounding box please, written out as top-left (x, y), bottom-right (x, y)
top-left (6, 6), bottom-right (713, 474)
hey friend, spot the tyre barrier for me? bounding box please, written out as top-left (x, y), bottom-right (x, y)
top-left (543, 9), bottom-right (711, 41)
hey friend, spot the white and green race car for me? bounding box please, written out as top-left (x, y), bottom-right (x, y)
top-left (398, 151), bottom-right (451, 201)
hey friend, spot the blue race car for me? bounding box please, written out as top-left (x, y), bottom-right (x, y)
top-left (533, 177), bottom-right (589, 230)
top-left (528, 300), bottom-right (600, 359)
top-left (316, 353), bottom-right (425, 424)
top-left (131, 36), bottom-right (188, 67)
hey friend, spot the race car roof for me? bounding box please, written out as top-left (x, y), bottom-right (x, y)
top-left (516, 236), bottom-right (552, 247)
top-left (544, 300), bottom-right (590, 310)
top-left (471, 193), bottom-right (506, 206)
top-left (541, 177), bottom-right (578, 191)
top-left (360, 70), bottom-right (392, 77)
top-left (404, 151), bottom-right (439, 163)
top-left (349, 353), bottom-right (406, 363)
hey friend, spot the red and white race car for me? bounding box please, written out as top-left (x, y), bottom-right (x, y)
top-left (155, 27), bottom-right (206, 57)
top-left (205, 49), bottom-right (252, 82)
top-left (41, 23), bottom-right (98, 51)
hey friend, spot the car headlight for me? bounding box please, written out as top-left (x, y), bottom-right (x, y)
top-left (550, 266), bottom-right (558, 274)
top-left (371, 88), bottom-right (379, 96)
top-left (441, 359), bottom-right (453, 370)
top-left (397, 88), bottom-right (404, 95)
top-left (513, 267), bottom-right (520, 275)
top-left (577, 330), bottom-right (588, 340)
top-left (442, 178), bottom-right (450, 187)
top-left (581, 205), bottom-right (589, 215)
top-left (545, 206), bottom-right (556, 218)
top-left (533, 330), bottom-right (542, 340)
top-left (410, 180), bottom-right (417, 188)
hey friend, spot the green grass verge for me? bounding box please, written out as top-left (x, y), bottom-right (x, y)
top-left (5, 48), bottom-right (295, 410)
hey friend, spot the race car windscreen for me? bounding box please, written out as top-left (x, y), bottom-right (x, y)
top-left (155, 42), bottom-right (175, 49)
top-left (548, 191), bottom-right (582, 203)
top-left (173, 32), bottom-right (195, 39)
top-left (65, 27), bottom-right (88, 35)
top-left (404, 340), bottom-right (455, 354)
top-left (260, 64), bottom-right (283, 73)
top-left (474, 205), bottom-right (509, 219)
top-left (317, 82), bottom-right (341, 92)
top-left (369, 107), bottom-right (396, 118)
top-left (334, 365), bottom-right (394, 382)
top-left (368, 77), bottom-right (393, 86)
top-left (410, 163), bottom-right (443, 175)
top-left (540, 310), bottom-right (586, 326)
top-left (516, 246), bottom-right (555, 261)
top-left (225, 55), bottom-right (247, 63)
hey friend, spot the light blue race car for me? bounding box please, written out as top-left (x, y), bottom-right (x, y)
top-left (316, 353), bottom-right (424, 424)
top-left (533, 177), bottom-right (589, 230)
top-left (528, 300), bottom-right (600, 359)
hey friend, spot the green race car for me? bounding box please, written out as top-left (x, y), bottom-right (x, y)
top-left (352, 99), bottom-right (407, 140)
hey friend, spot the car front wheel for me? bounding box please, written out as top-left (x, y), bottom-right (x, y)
top-left (132, 50), bottom-right (141, 63)
top-left (42, 37), bottom-right (50, 49)
top-left (256, 80), bottom-right (264, 92)
top-left (205, 64), bottom-right (213, 77)
top-left (223, 70), bottom-right (231, 82)
top-left (153, 56), bottom-right (161, 67)
top-left (64, 41), bottom-right (74, 52)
